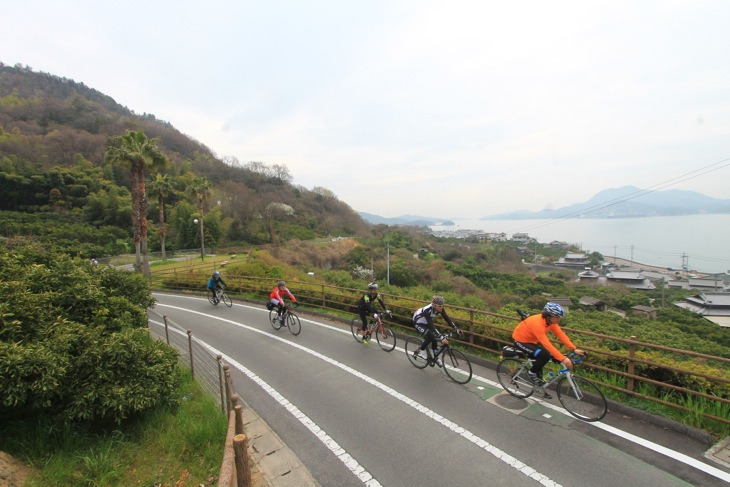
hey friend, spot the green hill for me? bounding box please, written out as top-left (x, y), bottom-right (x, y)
top-left (0, 62), bottom-right (370, 246)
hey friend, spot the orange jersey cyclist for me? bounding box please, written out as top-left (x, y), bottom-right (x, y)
top-left (512, 302), bottom-right (585, 386)
top-left (269, 281), bottom-right (297, 318)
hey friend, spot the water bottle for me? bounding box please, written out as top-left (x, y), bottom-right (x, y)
top-left (547, 371), bottom-right (556, 380)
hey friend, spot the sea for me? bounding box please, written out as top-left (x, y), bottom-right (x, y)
top-left (429, 214), bottom-right (730, 275)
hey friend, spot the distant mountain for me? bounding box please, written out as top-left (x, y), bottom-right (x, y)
top-left (359, 212), bottom-right (455, 226)
top-left (483, 186), bottom-right (730, 220)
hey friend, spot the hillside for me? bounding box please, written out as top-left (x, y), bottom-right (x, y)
top-left (0, 63), bottom-right (370, 245)
top-left (483, 185), bottom-right (730, 219)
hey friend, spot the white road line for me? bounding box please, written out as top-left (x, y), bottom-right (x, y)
top-left (154, 300), bottom-right (562, 486)
top-left (154, 295), bottom-right (730, 483)
top-left (149, 318), bottom-right (382, 486)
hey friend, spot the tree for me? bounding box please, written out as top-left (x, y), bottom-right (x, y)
top-left (148, 173), bottom-right (176, 260)
top-left (105, 130), bottom-right (168, 276)
top-left (261, 202), bottom-right (295, 243)
top-left (186, 176), bottom-right (211, 259)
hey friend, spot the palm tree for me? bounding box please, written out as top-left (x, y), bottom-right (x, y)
top-left (148, 173), bottom-right (176, 260)
top-left (105, 130), bottom-right (168, 276)
top-left (186, 176), bottom-right (212, 260)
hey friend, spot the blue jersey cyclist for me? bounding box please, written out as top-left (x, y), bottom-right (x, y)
top-left (207, 271), bottom-right (227, 303)
top-left (412, 296), bottom-right (461, 366)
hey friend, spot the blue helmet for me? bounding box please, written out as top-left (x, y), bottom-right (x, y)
top-left (543, 302), bottom-right (564, 317)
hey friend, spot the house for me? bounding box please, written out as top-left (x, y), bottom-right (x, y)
top-left (577, 268), bottom-right (601, 281)
top-left (687, 277), bottom-right (728, 292)
top-left (511, 232), bottom-right (534, 244)
top-left (550, 298), bottom-right (573, 313)
top-left (605, 270), bottom-right (656, 290)
top-left (476, 232), bottom-right (508, 242)
top-left (673, 292), bottom-right (730, 327)
top-left (554, 252), bottom-right (590, 268)
top-left (545, 240), bottom-right (570, 249)
top-left (631, 305), bottom-right (659, 320)
top-left (579, 296), bottom-right (607, 311)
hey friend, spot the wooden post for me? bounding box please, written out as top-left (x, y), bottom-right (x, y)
top-left (469, 309), bottom-right (475, 344)
top-left (235, 404), bottom-right (244, 436)
top-left (321, 284), bottom-right (326, 309)
top-left (217, 355), bottom-right (225, 414)
top-left (224, 365), bottom-right (232, 414)
top-left (187, 329), bottom-right (195, 378)
top-left (163, 315), bottom-right (170, 344)
top-left (627, 335), bottom-right (637, 392)
top-left (233, 434), bottom-right (251, 487)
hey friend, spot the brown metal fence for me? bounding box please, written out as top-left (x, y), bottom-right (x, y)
top-left (147, 309), bottom-right (251, 487)
top-left (151, 268), bottom-right (730, 428)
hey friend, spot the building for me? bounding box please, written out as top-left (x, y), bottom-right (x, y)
top-left (577, 268), bottom-right (601, 281)
top-left (511, 232), bottom-right (534, 244)
top-left (554, 252), bottom-right (590, 268)
top-left (579, 296), bottom-right (607, 311)
top-left (631, 305), bottom-right (659, 320)
top-left (605, 270), bottom-right (656, 290)
top-left (673, 293), bottom-right (730, 327)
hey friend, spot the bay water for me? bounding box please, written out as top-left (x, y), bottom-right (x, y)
top-left (430, 214), bottom-right (730, 275)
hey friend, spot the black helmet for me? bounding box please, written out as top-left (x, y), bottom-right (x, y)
top-left (277, 280), bottom-right (286, 287)
top-left (432, 296), bottom-right (445, 306)
top-left (368, 283), bottom-right (378, 290)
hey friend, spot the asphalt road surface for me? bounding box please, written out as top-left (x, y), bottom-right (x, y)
top-left (151, 293), bottom-right (730, 487)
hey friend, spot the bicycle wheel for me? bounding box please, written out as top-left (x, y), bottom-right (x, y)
top-left (556, 375), bottom-right (607, 422)
top-left (269, 309), bottom-right (282, 330)
top-left (207, 289), bottom-right (218, 306)
top-left (442, 347), bottom-right (472, 384)
top-left (375, 324), bottom-right (396, 352)
top-left (286, 312), bottom-right (302, 336)
top-left (405, 337), bottom-right (429, 369)
top-left (350, 317), bottom-right (365, 343)
top-left (221, 292), bottom-right (233, 307)
top-left (496, 358), bottom-right (535, 398)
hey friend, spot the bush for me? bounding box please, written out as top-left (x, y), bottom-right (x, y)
top-left (0, 243), bottom-right (178, 426)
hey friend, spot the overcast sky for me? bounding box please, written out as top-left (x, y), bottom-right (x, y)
top-left (3, 0), bottom-right (730, 219)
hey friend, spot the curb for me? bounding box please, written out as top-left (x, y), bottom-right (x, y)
top-left (241, 406), bottom-right (320, 487)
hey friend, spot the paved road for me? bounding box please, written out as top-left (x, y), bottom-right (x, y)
top-left (151, 293), bottom-right (730, 487)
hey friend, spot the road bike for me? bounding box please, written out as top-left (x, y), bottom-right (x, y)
top-left (207, 287), bottom-right (232, 307)
top-left (269, 303), bottom-right (301, 336)
top-left (350, 311), bottom-right (396, 351)
top-left (496, 348), bottom-right (608, 422)
top-left (405, 329), bottom-right (472, 384)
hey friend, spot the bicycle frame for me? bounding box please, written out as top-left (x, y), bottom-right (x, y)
top-left (497, 350), bottom-right (607, 421)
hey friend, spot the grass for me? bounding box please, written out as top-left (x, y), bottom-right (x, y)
top-left (2, 369), bottom-right (227, 487)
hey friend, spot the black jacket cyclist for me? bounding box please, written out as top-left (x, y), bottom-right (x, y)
top-left (357, 283), bottom-right (388, 335)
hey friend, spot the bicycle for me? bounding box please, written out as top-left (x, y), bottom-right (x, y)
top-left (350, 311), bottom-right (396, 351)
top-left (405, 329), bottom-right (472, 384)
top-left (207, 287), bottom-right (232, 307)
top-left (269, 303), bottom-right (301, 336)
top-left (496, 348), bottom-right (607, 422)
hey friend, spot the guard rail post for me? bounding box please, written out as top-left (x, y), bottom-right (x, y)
top-left (187, 329), bottom-right (195, 378)
top-left (627, 335), bottom-right (637, 393)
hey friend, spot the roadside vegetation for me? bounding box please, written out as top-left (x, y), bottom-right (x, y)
top-left (4, 370), bottom-right (225, 486)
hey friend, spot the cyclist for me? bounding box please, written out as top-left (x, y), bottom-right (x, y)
top-left (512, 302), bottom-right (585, 386)
top-left (270, 280), bottom-right (297, 322)
top-left (356, 282), bottom-right (390, 344)
top-left (412, 296), bottom-right (460, 367)
top-left (207, 271), bottom-right (227, 304)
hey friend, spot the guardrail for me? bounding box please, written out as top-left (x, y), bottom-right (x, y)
top-left (150, 270), bottom-right (729, 431)
top-left (147, 309), bottom-right (251, 487)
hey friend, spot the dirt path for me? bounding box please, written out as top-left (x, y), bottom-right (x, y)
top-left (0, 452), bottom-right (32, 487)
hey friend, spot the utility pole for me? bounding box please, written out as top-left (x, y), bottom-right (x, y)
top-left (386, 242), bottom-right (390, 285)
